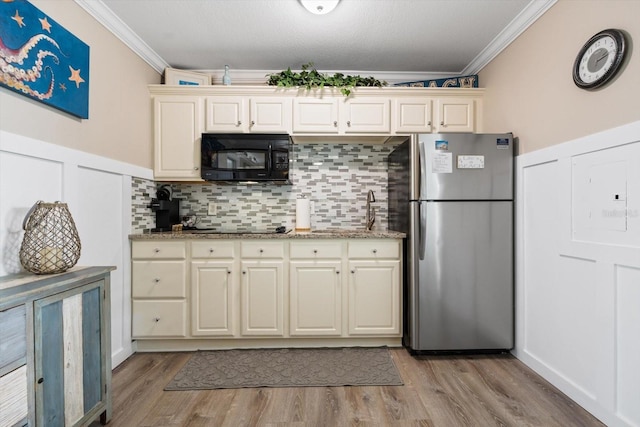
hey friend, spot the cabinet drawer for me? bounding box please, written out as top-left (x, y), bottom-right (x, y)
top-left (290, 241), bottom-right (343, 259)
top-left (191, 241), bottom-right (236, 258)
top-left (132, 241), bottom-right (186, 259)
top-left (132, 300), bottom-right (187, 337)
top-left (0, 365), bottom-right (28, 427)
top-left (132, 261), bottom-right (186, 298)
top-left (241, 241), bottom-right (285, 258)
top-left (0, 305), bottom-right (26, 372)
top-left (348, 240), bottom-right (400, 259)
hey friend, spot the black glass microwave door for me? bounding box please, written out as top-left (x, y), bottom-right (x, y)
top-left (212, 151), bottom-right (267, 170)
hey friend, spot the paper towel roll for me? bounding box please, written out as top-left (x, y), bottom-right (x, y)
top-left (296, 197), bottom-right (311, 232)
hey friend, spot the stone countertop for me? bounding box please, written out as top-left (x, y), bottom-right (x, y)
top-left (129, 229), bottom-right (406, 240)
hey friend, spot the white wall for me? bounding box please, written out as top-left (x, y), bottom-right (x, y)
top-left (515, 121), bottom-right (640, 427)
top-left (0, 131), bottom-right (153, 367)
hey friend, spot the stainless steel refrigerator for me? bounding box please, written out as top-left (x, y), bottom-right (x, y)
top-left (388, 133), bottom-right (513, 352)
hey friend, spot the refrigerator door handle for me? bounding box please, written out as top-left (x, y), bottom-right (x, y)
top-left (419, 201), bottom-right (426, 260)
top-left (418, 139), bottom-right (427, 200)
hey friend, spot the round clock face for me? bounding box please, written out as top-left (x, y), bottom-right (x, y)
top-left (573, 29), bottom-right (627, 90)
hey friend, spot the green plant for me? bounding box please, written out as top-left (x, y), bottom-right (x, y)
top-left (266, 62), bottom-right (387, 96)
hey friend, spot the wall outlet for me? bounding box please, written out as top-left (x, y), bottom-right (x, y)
top-left (207, 202), bottom-right (217, 215)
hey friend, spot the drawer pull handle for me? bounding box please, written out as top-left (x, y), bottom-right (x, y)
top-left (154, 248), bottom-right (160, 253)
top-left (154, 278), bottom-right (160, 283)
top-left (154, 317), bottom-right (160, 322)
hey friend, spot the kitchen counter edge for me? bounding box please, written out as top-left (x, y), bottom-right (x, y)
top-left (129, 230), bottom-right (406, 240)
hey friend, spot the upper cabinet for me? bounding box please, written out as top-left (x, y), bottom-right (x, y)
top-left (153, 95), bottom-right (204, 181)
top-left (149, 86), bottom-right (484, 180)
top-left (205, 96), bottom-right (292, 133)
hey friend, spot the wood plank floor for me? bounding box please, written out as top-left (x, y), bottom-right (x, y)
top-left (97, 349), bottom-right (605, 426)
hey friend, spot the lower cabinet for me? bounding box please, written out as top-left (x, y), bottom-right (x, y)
top-left (130, 238), bottom-right (402, 347)
top-left (0, 267), bottom-right (114, 427)
top-left (240, 241), bottom-right (286, 336)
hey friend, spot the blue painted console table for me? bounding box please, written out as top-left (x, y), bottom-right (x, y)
top-left (0, 266), bottom-right (114, 427)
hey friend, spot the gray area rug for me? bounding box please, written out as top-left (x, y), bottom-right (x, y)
top-left (165, 347), bottom-right (404, 390)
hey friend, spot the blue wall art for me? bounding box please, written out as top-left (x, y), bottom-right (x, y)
top-left (0, 0), bottom-right (90, 118)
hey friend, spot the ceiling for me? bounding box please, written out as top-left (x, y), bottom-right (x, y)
top-left (77, 0), bottom-right (556, 84)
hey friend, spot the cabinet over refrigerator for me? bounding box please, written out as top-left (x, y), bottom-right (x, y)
top-left (388, 133), bottom-right (514, 352)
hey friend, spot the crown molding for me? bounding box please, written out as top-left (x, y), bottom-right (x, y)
top-left (74, 0), bottom-right (168, 73)
top-left (77, 0), bottom-right (557, 78)
top-left (462, 0), bottom-right (557, 75)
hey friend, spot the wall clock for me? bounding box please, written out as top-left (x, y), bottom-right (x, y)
top-left (573, 29), bottom-right (628, 90)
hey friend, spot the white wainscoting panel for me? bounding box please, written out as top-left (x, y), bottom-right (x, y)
top-left (515, 120), bottom-right (640, 427)
top-left (0, 130), bottom-right (152, 368)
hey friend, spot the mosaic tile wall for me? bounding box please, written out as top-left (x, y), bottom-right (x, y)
top-left (132, 142), bottom-right (403, 232)
top-left (131, 177), bottom-right (156, 233)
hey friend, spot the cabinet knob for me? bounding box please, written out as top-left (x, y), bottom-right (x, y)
top-left (154, 317), bottom-right (160, 322)
top-left (154, 248), bottom-right (160, 253)
top-left (259, 249), bottom-right (264, 253)
top-left (237, 120), bottom-right (242, 126)
top-left (373, 249), bottom-right (378, 254)
top-left (154, 278), bottom-right (160, 283)
top-left (333, 121), bottom-right (338, 127)
top-left (313, 249), bottom-right (318, 254)
top-left (227, 270), bottom-right (231, 274)
top-left (37, 377), bottom-right (44, 384)
top-left (336, 271), bottom-right (340, 274)
top-left (440, 121), bottom-right (445, 126)
top-left (347, 120), bottom-right (351, 127)
top-left (351, 270), bottom-right (355, 274)
top-left (194, 167), bottom-right (199, 170)
top-left (251, 120), bottom-right (255, 126)
top-left (243, 271), bottom-right (246, 275)
top-left (209, 248), bottom-right (214, 253)
top-left (427, 121), bottom-right (432, 126)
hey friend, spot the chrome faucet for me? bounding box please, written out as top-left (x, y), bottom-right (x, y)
top-left (366, 190), bottom-right (376, 230)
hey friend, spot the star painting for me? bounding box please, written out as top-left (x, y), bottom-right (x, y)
top-left (0, 0), bottom-right (90, 118)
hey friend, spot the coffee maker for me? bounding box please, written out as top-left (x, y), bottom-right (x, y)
top-left (148, 185), bottom-right (180, 232)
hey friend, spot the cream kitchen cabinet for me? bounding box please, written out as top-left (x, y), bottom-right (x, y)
top-left (293, 97), bottom-right (390, 134)
top-left (131, 241), bottom-right (188, 338)
top-left (240, 241), bottom-right (286, 336)
top-left (205, 96), bottom-right (292, 133)
top-left (434, 97), bottom-right (475, 133)
top-left (393, 97), bottom-right (433, 133)
top-left (153, 95), bottom-right (204, 181)
top-left (348, 240), bottom-right (401, 336)
top-left (289, 241), bottom-right (343, 336)
top-left (190, 241), bottom-right (237, 337)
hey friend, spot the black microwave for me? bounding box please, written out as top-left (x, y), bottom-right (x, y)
top-left (201, 133), bottom-right (291, 183)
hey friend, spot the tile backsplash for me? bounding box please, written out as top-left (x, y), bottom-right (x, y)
top-left (132, 142), bottom-right (403, 232)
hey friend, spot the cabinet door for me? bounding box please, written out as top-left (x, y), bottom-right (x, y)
top-left (394, 97), bottom-right (433, 133)
top-left (341, 97), bottom-right (390, 133)
top-left (191, 260), bottom-right (236, 336)
top-left (34, 281), bottom-right (107, 427)
top-left (348, 260), bottom-right (401, 335)
top-left (205, 96), bottom-right (247, 132)
top-left (290, 260), bottom-right (342, 336)
top-left (292, 98), bottom-right (339, 133)
top-left (240, 260), bottom-right (284, 336)
top-left (154, 95), bottom-right (204, 180)
top-left (434, 97), bottom-right (475, 133)
top-left (249, 98), bottom-right (292, 133)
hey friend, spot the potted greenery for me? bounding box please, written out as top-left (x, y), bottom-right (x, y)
top-left (266, 63), bottom-right (387, 96)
